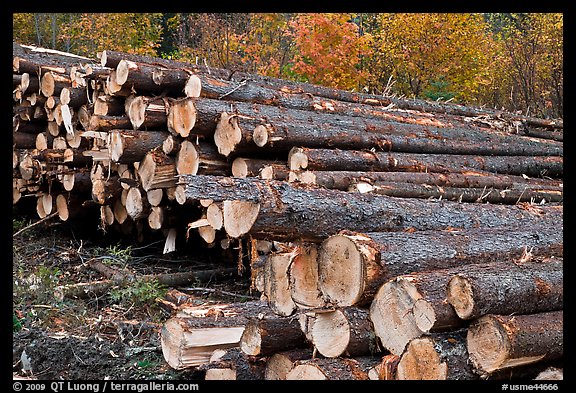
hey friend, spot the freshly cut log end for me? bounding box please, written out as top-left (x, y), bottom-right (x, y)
top-left (184, 74), bottom-right (202, 98)
top-left (176, 140), bottom-right (199, 175)
top-left (288, 147), bottom-right (309, 170)
top-left (238, 320), bottom-right (261, 356)
top-left (446, 275), bottom-right (475, 319)
top-left (317, 234), bottom-right (367, 306)
top-left (311, 310), bottom-right (351, 358)
top-left (168, 98), bottom-right (197, 138)
top-left (264, 349), bottom-right (313, 380)
top-left (369, 278), bottom-right (437, 356)
top-left (223, 200), bottom-right (260, 239)
top-left (231, 157), bottom-right (249, 178)
top-left (206, 203), bottom-right (223, 230)
top-left (289, 244), bottom-right (324, 308)
top-left (252, 124), bottom-right (269, 147)
top-left (214, 112), bottom-right (242, 157)
top-left (466, 312), bottom-right (563, 375)
top-left (204, 368), bottom-right (236, 380)
top-left (396, 337), bottom-right (448, 380)
top-left (287, 364), bottom-right (328, 380)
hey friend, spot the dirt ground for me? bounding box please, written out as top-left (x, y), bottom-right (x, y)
top-left (12, 203), bottom-right (255, 380)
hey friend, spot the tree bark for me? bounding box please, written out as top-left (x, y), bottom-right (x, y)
top-left (288, 147), bottom-right (563, 178)
top-left (138, 149), bottom-right (178, 191)
top-left (446, 258), bottom-right (563, 320)
top-left (108, 129), bottom-right (168, 164)
top-left (466, 311), bottom-right (563, 376)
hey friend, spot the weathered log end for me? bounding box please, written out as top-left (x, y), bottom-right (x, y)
top-left (369, 278), bottom-right (436, 356)
top-left (311, 310), bottom-right (351, 358)
top-left (184, 74), bottom-right (202, 98)
top-left (288, 147), bottom-right (308, 170)
top-left (396, 337), bottom-right (449, 380)
top-left (222, 200), bottom-right (261, 239)
top-left (446, 275), bottom-right (475, 320)
top-left (214, 112), bottom-right (242, 157)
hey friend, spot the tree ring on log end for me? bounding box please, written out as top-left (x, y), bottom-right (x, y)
top-left (214, 112), bottom-right (242, 157)
top-left (396, 337), bottom-right (448, 380)
top-left (317, 234), bottom-right (365, 306)
top-left (286, 364), bottom-right (327, 380)
top-left (223, 200), bottom-right (260, 238)
top-left (239, 320), bottom-right (261, 356)
top-left (312, 310), bottom-right (350, 357)
top-left (253, 124), bottom-right (269, 147)
top-left (446, 275), bottom-right (475, 319)
top-left (466, 316), bottom-right (510, 374)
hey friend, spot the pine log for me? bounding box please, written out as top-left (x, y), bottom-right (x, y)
top-left (286, 356), bottom-right (382, 380)
top-left (291, 169), bottom-right (563, 191)
top-left (318, 224), bottom-right (562, 309)
top-left (160, 300), bottom-right (270, 369)
top-left (176, 141), bottom-right (230, 177)
top-left (200, 347), bottom-right (266, 380)
top-left (288, 147), bottom-right (563, 178)
top-left (534, 366), bottom-right (563, 380)
top-left (87, 114), bottom-right (133, 131)
top-left (114, 59), bottom-right (200, 97)
top-left (126, 95), bottom-right (171, 130)
top-left (214, 112), bottom-right (562, 158)
top-left (138, 149), bottom-right (178, 191)
top-left (396, 330), bottom-right (479, 380)
top-left (262, 249), bottom-right (298, 316)
top-left (178, 174), bottom-right (563, 242)
top-left (59, 86), bottom-right (89, 108)
top-left (13, 131), bottom-right (38, 149)
top-left (354, 181), bottom-right (563, 204)
top-left (446, 258), bottom-right (563, 320)
top-left (108, 129), bottom-right (168, 163)
top-left (93, 93), bottom-right (124, 116)
top-left (167, 97), bottom-right (197, 137)
top-left (40, 71), bottom-right (72, 98)
top-left (370, 269), bottom-right (470, 356)
top-left (264, 348), bottom-right (314, 380)
top-left (466, 311), bottom-right (563, 376)
top-left (367, 354), bottom-right (400, 380)
top-left (311, 306), bottom-right (380, 358)
top-left (523, 128), bottom-right (563, 142)
top-left (288, 243), bottom-right (324, 309)
top-left (239, 313), bottom-right (308, 356)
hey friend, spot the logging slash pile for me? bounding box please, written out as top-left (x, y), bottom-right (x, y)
top-left (12, 42), bottom-right (564, 381)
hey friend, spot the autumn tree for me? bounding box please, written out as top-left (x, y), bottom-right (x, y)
top-left (287, 13), bottom-right (372, 91)
top-left (367, 13), bottom-right (495, 104)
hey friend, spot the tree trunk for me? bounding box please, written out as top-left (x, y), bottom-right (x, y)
top-left (178, 174), bottom-right (563, 242)
top-left (446, 258), bottom-right (563, 320)
top-left (396, 330), bottom-right (479, 380)
top-left (289, 147), bottom-right (563, 178)
top-left (466, 311), bottom-right (563, 376)
top-left (317, 223), bottom-right (562, 308)
top-left (239, 314), bottom-right (308, 356)
top-left (291, 169), bottom-right (563, 191)
top-left (160, 300), bottom-right (270, 370)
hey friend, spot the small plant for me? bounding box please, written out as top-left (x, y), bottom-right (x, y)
top-left (109, 279), bottom-right (167, 308)
top-left (13, 311), bottom-right (22, 332)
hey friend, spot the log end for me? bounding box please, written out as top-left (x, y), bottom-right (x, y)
top-left (288, 147), bottom-right (308, 171)
top-left (311, 310), bottom-right (350, 358)
top-left (239, 320), bottom-right (262, 356)
top-left (252, 124), bottom-right (269, 147)
top-left (396, 337), bottom-right (448, 380)
top-left (286, 363), bottom-right (327, 380)
top-left (214, 112), bottom-right (242, 157)
top-left (466, 315), bottom-right (511, 374)
top-left (223, 200), bottom-right (260, 239)
top-left (446, 275), bottom-right (475, 320)
top-left (317, 234), bottom-right (365, 307)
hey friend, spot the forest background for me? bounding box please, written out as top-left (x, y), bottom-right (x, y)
top-left (13, 12), bottom-right (563, 121)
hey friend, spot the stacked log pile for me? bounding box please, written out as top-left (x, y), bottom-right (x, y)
top-left (12, 42), bottom-right (563, 380)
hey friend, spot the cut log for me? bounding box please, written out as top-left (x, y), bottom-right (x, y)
top-left (93, 94), bottom-right (124, 116)
top-left (446, 258), bottom-right (563, 320)
top-left (40, 71), bottom-right (71, 97)
top-left (369, 269), bottom-right (467, 356)
top-left (125, 186), bottom-right (150, 220)
top-left (286, 356), bottom-right (382, 380)
top-left (160, 300), bottom-right (270, 369)
top-left (87, 114), bottom-right (133, 131)
top-left (354, 181), bottom-right (563, 204)
top-left (396, 330), bottom-right (479, 380)
top-left (367, 354), bottom-right (400, 380)
top-left (288, 147), bottom-right (563, 178)
top-left (264, 348), bottom-right (314, 380)
top-left (175, 141), bottom-right (230, 177)
top-left (59, 86), bottom-right (89, 108)
top-left (200, 347), bottom-right (266, 380)
top-left (534, 366), bottom-right (563, 380)
top-left (239, 313), bottom-right (308, 356)
top-left (138, 149), bottom-right (178, 191)
top-left (466, 311), bottom-right (563, 376)
top-left (108, 129), bottom-right (168, 163)
top-left (167, 97), bottom-right (197, 137)
top-left (178, 174), bottom-right (563, 242)
top-left (288, 243), bottom-right (324, 309)
top-left (262, 249), bottom-right (298, 316)
top-left (232, 157), bottom-right (287, 179)
top-left (126, 95), bottom-right (170, 131)
top-left (290, 169), bottom-right (563, 191)
top-left (311, 306), bottom-right (380, 358)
